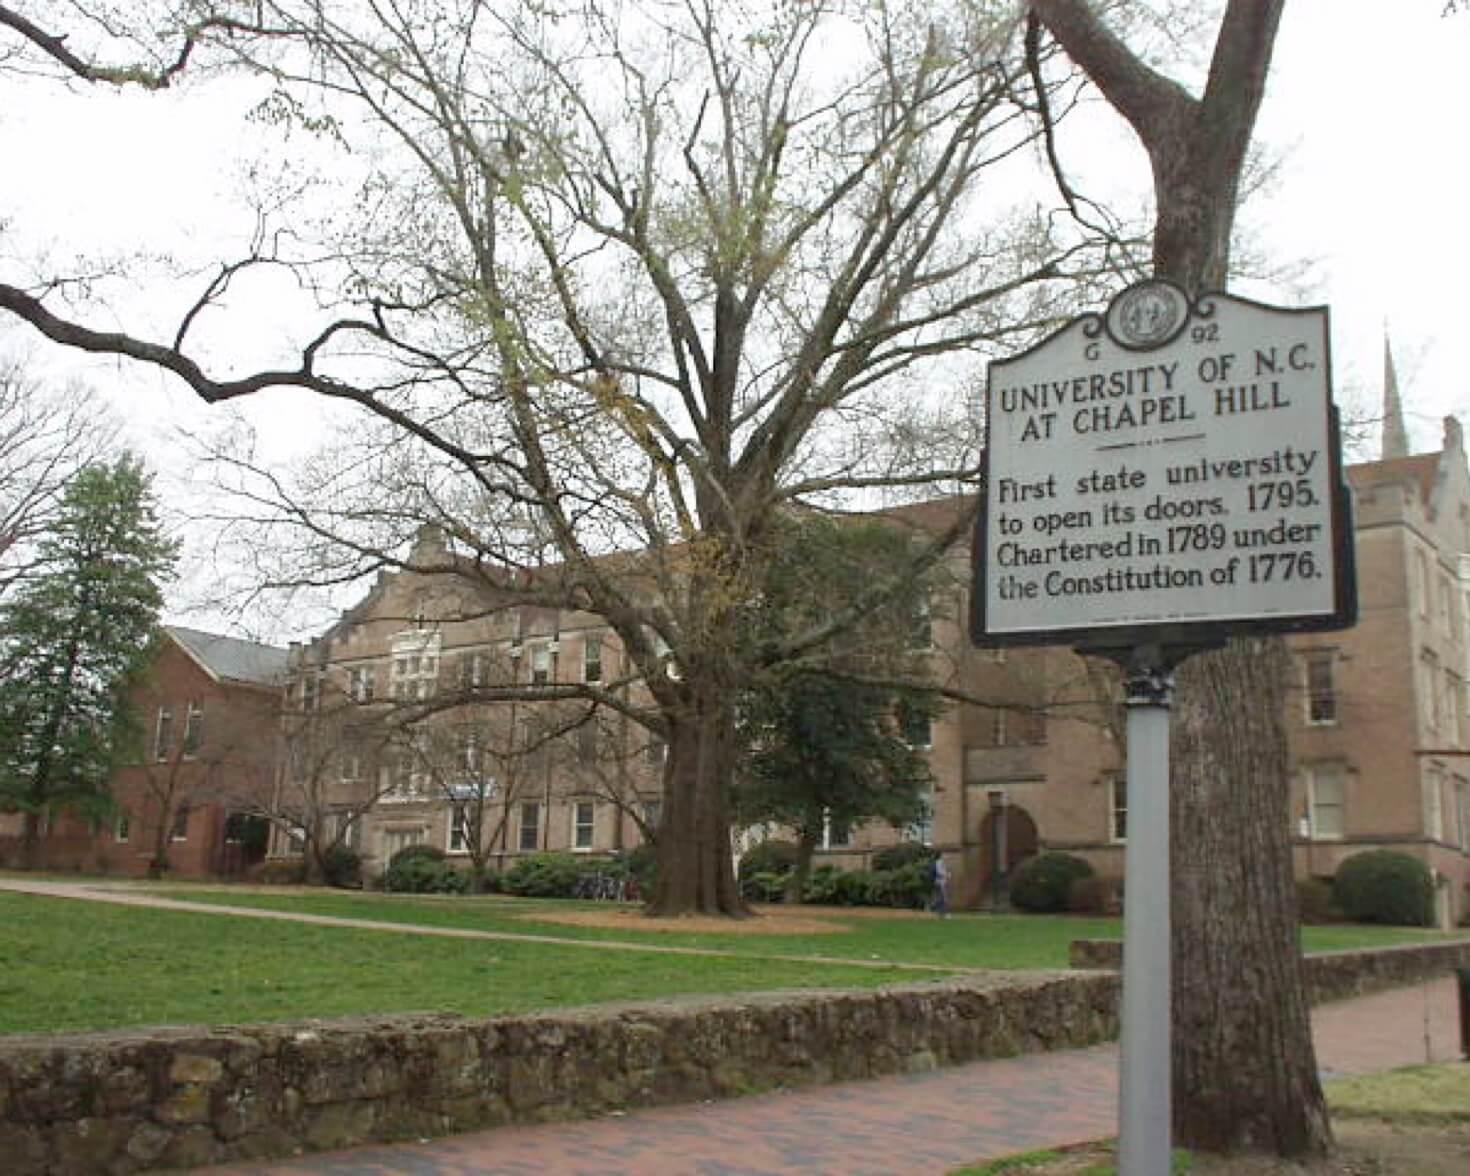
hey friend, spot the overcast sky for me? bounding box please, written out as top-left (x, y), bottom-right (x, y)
top-left (1, 1), bottom-right (1466, 631)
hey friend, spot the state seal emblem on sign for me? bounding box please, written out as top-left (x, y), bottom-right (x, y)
top-left (1106, 280), bottom-right (1190, 350)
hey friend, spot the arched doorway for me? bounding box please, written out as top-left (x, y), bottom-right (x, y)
top-left (976, 801), bottom-right (1038, 909)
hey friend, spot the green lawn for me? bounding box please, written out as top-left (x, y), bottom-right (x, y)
top-left (153, 886), bottom-right (1457, 968)
top-left (3, 884), bottom-right (1456, 1036)
top-left (0, 891), bottom-right (931, 1036)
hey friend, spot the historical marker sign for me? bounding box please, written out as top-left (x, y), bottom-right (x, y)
top-left (972, 280), bottom-right (1356, 649)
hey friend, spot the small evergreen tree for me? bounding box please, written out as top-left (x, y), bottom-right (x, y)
top-left (736, 515), bottom-right (945, 900)
top-left (0, 454), bottom-right (177, 862)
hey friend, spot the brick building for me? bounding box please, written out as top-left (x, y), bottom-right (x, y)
top-left (277, 365), bottom-right (1470, 920)
top-left (112, 626), bottom-right (288, 877)
top-left (0, 626), bottom-right (286, 876)
top-left (276, 527), bottom-right (670, 876)
top-left (953, 357), bottom-right (1470, 925)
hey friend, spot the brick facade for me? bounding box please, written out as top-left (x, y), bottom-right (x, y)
top-left (0, 628), bottom-right (286, 879)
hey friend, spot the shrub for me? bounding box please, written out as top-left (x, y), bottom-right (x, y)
top-left (801, 864), bottom-right (845, 905)
top-left (874, 860), bottom-right (933, 909)
top-left (1295, 877), bottom-right (1341, 925)
top-left (829, 870), bottom-right (874, 906)
top-left (500, 852), bottom-right (587, 898)
top-left (383, 844), bottom-right (467, 894)
top-left (742, 870), bottom-right (791, 904)
top-left (320, 844), bottom-right (362, 889)
top-left (387, 843), bottom-right (446, 867)
top-left (737, 840), bottom-right (798, 882)
top-left (1333, 851), bottom-right (1434, 927)
top-left (871, 842), bottom-right (936, 873)
top-left (1009, 852), bottom-right (1095, 913)
top-left (1068, 874), bottom-right (1124, 916)
top-left (249, 859), bottom-right (306, 886)
top-left (625, 843), bottom-right (659, 893)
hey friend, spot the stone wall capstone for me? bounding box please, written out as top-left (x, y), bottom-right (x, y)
top-left (1068, 936), bottom-right (1470, 1005)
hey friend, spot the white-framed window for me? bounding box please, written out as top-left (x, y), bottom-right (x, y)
top-left (114, 809), bottom-right (131, 843)
top-left (898, 701), bottom-right (931, 750)
top-left (583, 635), bottom-right (603, 683)
top-left (1459, 677), bottom-right (1470, 746)
top-left (1425, 766), bottom-right (1445, 841)
top-left (339, 749), bottom-right (363, 783)
top-left (459, 730), bottom-right (482, 777)
top-left (182, 701), bottom-right (204, 757)
top-left (332, 811), bottom-right (361, 851)
top-left (572, 801), bottom-right (596, 851)
top-left (577, 721), bottom-right (599, 763)
top-left (448, 803), bottom-right (473, 854)
top-left (153, 706), bottom-right (174, 761)
top-left (385, 742), bottom-right (428, 801)
top-left (1305, 764), bottom-right (1346, 840)
top-left (390, 630), bottom-right (441, 700)
top-left (909, 591), bottom-right (933, 650)
top-left (518, 802), bottom-right (542, 852)
top-left (990, 709), bottom-right (1009, 747)
top-left (530, 644), bottom-right (552, 686)
top-left (1417, 549), bottom-right (1432, 618)
top-left (1455, 777), bottom-right (1470, 851)
top-left (1441, 573), bottom-right (1455, 635)
top-left (906, 785), bottom-right (934, 846)
top-left (1304, 652), bottom-right (1336, 725)
top-left (641, 800), bottom-right (662, 836)
top-left (458, 650), bottom-right (485, 691)
top-left (1109, 774), bottom-right (1127, 842)
top-left (170, 804), bottom-right (190, 842)
top-left (301, 672), bottom-right (320, 712)
top-left (821, 810), bottom-right (851, 849)
top-left (1445, 669), bottom-right (1460, 738)
top-left (1422, 651), bottom-right (1441, 732)
top-left (382, 825), bottom-right (427, 860)
top-left (348, 666), bottom-right (376, 703)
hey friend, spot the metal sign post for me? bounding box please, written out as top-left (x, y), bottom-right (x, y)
top-left (1118, 647), bottom-right (1175, 1176)
top-left (969, 280), bottom-right (1358, 1176)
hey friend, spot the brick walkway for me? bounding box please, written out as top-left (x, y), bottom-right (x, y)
top-left (197, 978), bottom-right (1463, 1176)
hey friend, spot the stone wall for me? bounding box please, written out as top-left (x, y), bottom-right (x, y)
top-left (1069, 936), bottom-right (1470, 1004)
top-left (0, 971), bottom-right (1119, 1175)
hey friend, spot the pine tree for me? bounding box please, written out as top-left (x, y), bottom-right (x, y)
top-left (0, 454), bottom-right (177, 862)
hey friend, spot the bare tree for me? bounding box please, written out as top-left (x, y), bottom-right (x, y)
top-left (1030, 0), bottom-right (1330, 1160)
top-left (241, 692), bottom-right (397, 884)
top-left (0, 356), bottom-right (115, 599)
top-left (0, 1), bottom-right (1121, 914)
top-left (128, 682), bottom-right (276, 878)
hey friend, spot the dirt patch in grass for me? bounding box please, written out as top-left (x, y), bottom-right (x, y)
top-left (966, 1120), bottom-right (1470, 1174)
top-left (525, 904), bottom-right (852, 936)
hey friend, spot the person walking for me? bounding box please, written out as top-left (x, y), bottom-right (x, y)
top-left (930, 853), bottom-right (950, 917)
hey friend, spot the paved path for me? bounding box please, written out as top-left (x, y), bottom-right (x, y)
top-left (0, 878), bottom-right (951, 974)
top-left (5, 879), bottom-right (1463, 1174)
top-left (193, 978), bottom-right (1463, 1176)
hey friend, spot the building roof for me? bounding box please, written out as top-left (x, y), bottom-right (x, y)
top-left (166, 625), bottom-right (290, 688)
top-left (1346, 453), bottom-right (1440, 505)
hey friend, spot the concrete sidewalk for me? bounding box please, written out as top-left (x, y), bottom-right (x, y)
top-left (198, 977), bottom-right (1465, 1176)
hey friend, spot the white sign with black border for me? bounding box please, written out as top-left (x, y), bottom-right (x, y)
top-left (971, 280), bottom-right (1356, 649)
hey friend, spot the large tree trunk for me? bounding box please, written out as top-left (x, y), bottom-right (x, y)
top-left (1031, 0), bottom-right (1330, 1160)
top-left (1171, 639), bottom-right (1329, 1152)
top-left (20, 809), bottom-right (44, 869)
top-left (786, 828), bottom-right (821, 904)
top-left (647, 681), bottom-right (745, 916)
